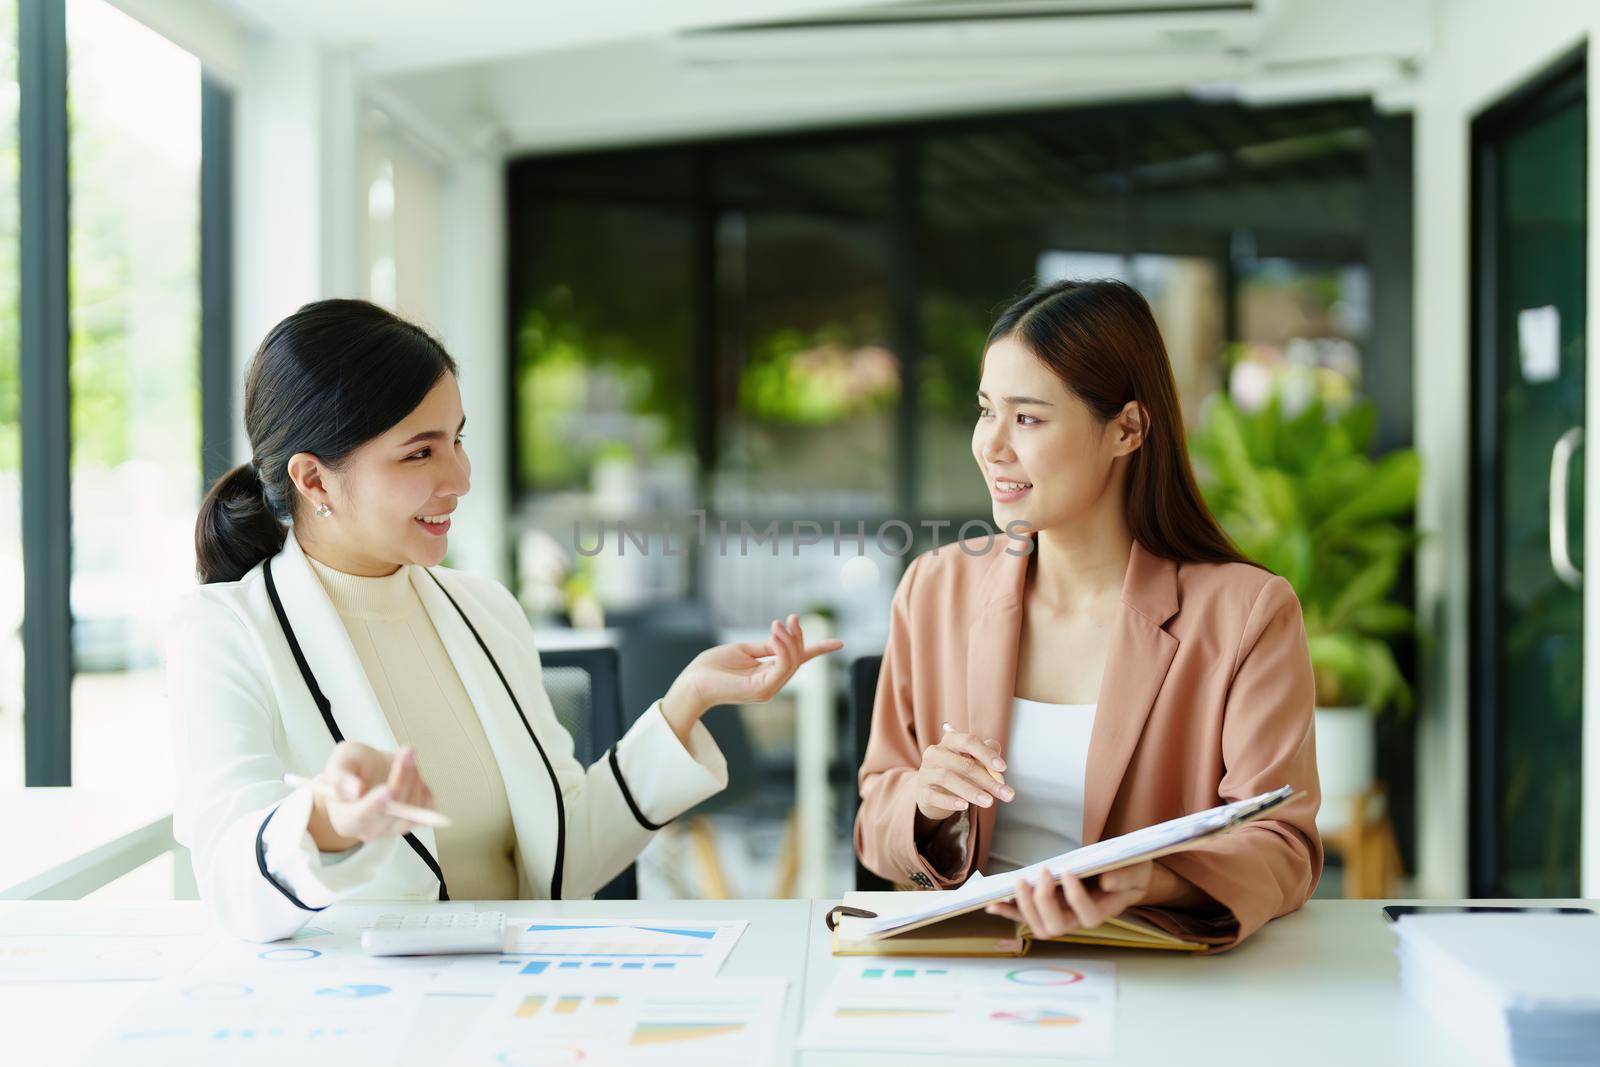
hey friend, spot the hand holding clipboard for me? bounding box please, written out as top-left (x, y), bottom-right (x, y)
top-left (852, 786), bottom-right (1299, 942)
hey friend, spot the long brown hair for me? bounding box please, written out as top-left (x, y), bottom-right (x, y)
top-left (986, 278), bottom-right (1251, 567)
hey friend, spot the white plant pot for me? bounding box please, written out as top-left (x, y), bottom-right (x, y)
top-left (1313, 705), bottom-right (1375, 834)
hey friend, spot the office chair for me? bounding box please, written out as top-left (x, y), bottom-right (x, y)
top-left (539, 645), bottom-right (638, 900)
top-left (846, 654), bottom-right (894, 892)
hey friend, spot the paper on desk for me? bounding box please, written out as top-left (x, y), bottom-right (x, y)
top-left (432, 916), bottom-right (746, 992)
top-left (1393, 912), bottom-right (1600, 1067)
top-left (194, 902), bottom-right (481, 975)
top-left (861, 786), bottom-right (1293, 938)
top-left (0, 906), bottom-right (215, 983)
top-left (201, 925), bottom-right (455, 974)
top-left (445, 976), bottom-right (787, 1067)
top-left (801, 957), bottom-right (1115, 1058)
top-left (193, 900), bottom-right (477, 956)
top-left (83, 965), bottom-right (434, 1066)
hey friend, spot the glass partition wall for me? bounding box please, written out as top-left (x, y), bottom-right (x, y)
top-left (508, 99), bottom-right (1392, 641)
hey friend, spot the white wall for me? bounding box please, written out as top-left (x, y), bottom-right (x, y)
top-left (231, 38), bottom-right (357, 455)
top-left (436, 156), bottom-right (509, 584)
top-left (230, 37), bottom-right (511, 583)
top-left (1410, 0), bottom-right (1600, 897)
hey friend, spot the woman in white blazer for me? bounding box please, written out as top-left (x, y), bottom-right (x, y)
top-left (170, 299), bottom-right (841, 942)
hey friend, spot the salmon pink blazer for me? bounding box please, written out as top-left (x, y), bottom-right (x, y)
top-left (855, 534), bottom-right (1322, 951)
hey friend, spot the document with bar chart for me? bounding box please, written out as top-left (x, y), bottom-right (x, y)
top-left (800, 957), bottom-right (1115, 1057)
top-left (445, 977), bottom-right (787, 1066)
top-left (457, 915), bottom-right (748, 991)
top-left (440, 916), bottom-right (747, 989)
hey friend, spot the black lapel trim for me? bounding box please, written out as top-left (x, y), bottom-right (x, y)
top-left (255, 804), bottom-right (329, 912)
top-left (264, 555), bottom-right (337, 737)
top-left (423, 567), bottom-right (566, 900)
top-left (607, 746), bottom-right (667, 831)
top-left (263, 555), bottom-right (451, 903)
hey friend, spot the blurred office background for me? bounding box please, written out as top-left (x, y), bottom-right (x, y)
top-left (1, 0), bottom-right (1596, 908)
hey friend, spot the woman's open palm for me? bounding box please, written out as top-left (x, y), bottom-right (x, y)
top-left (681, 614), bottom-right (843, 708)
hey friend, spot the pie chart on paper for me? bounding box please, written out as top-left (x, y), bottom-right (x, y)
top-left (259, 946), bottom-right (322, 962)
top-left (1004, 965), bottom-right (1086, 986)
top-left (315, 983), bottom-right (393, 998)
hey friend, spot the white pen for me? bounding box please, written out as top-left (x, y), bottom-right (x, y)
top-left (942, 720), bottom-right (1009, 788)
top-left (283, 771), bottom-right (453, 829)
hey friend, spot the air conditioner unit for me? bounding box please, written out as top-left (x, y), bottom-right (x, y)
top-left (667, 1), bottom-right (1264, 68)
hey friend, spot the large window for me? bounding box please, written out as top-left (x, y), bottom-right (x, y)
top-left (507, 99), bottom-right (1392, 638)
top-left (0, 0), bottom-right (20, 787)
top-left (65, 0), bottom-right (201, 798)
top-left (713, 142), bottom-right (899, 518)
top-left (1, 0), bottom-right (227, 799)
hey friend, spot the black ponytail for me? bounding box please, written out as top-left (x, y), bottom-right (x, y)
top-left (194, 298), bottom-right (458, 584)
top-left (194, 461), bottom-right (287, 585)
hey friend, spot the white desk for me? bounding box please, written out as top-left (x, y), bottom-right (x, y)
top-left (3, 897), bottom-right (1592, 1066)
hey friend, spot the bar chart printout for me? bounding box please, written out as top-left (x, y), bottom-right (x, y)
top-left (445, 978), bottom-right (788, 1066)
top-left (434, 917), bottom-right (750, 988)
top-left (503, 917), bottom-right (746, 975)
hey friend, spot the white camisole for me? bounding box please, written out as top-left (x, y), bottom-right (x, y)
top-left (984, 696), bottom-right (1097, 874)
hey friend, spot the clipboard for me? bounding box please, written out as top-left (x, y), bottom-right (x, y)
top-left (832, 785), bottom-right (1300, 944)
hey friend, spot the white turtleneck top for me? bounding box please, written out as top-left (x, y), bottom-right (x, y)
top-left (306, 555), bottom-right (520, 901)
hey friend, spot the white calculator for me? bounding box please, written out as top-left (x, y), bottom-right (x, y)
top-left (360, 911), bottom-right (508, 957)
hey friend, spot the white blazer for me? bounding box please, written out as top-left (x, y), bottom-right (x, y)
top-left (167, 533), bottom-right (728, 942)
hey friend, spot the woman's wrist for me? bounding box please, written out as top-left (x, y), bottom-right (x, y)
top-left (659, 680), bottom-right (708, 746)
top-left (1138, 862), bottom-right (1212, 910)
top-left (306, 793), bottom-right (360, 852)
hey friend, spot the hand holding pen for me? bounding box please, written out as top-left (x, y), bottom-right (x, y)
top-left (291, 741), bottom-right (451, 852)
top-left (912, 721), bottom-right (1015, 827)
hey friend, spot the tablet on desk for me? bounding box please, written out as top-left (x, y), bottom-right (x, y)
top-left (1381, 905), bottom-right (1594, 923)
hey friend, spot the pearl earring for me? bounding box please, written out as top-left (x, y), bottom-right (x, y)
top-left (316, 503), bottom-right (332, 518)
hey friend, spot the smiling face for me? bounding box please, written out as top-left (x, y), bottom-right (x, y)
top-left (289, 373), bottom-right (471, 574)
top-left (971, 335), bottom-right (1140, 537)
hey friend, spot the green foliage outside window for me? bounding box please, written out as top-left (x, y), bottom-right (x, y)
top-left (737, 322), bottom-right (900, 426)
top-left (516, 284), bottom-right (694, 491)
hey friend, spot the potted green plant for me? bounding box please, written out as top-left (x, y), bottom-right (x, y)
top-left (1189, 374), bottom-right (1419, 833)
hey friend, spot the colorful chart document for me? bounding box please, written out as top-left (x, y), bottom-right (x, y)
top-left (800, 957), bottom-right (1115, 1058)
top-left (85, 966), bottom-right (433, 1066)
top-left (508, 916), bottom-right (747, 964)
top-left (445, 977), bottom-right (787, 1066)
top-left (436, 915), bottom-right (747, 989)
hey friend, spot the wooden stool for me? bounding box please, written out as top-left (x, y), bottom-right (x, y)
top-left (1324, 785), bottom-right (1404, 898)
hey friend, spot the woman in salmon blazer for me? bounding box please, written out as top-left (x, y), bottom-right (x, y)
top-left (855, 279), bottom-right (1321, 951)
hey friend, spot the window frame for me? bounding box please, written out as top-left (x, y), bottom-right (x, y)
top-left (16, 0), bottom-right (233, 785)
